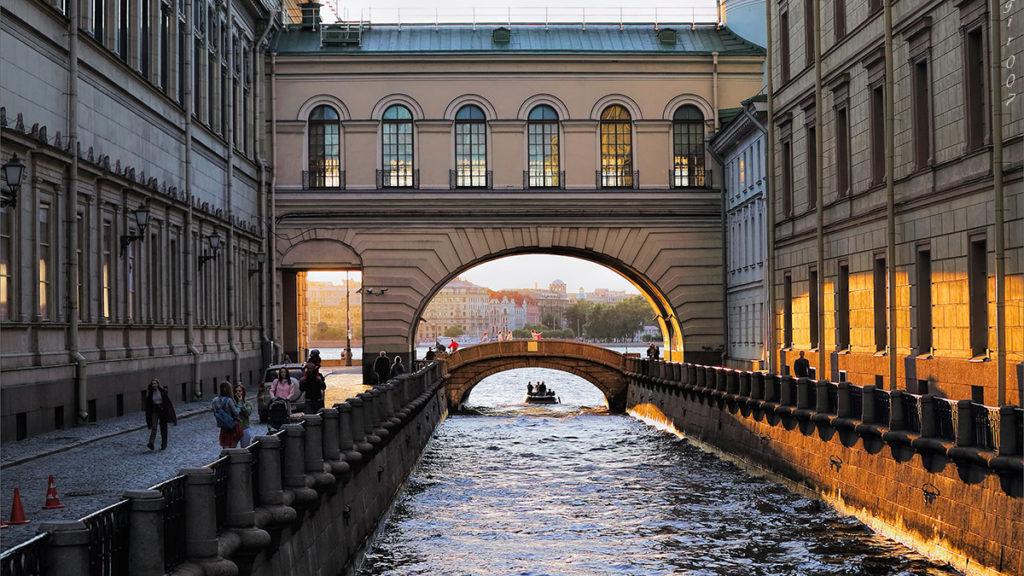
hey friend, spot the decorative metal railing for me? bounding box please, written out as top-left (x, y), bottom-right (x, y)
top-left (934, 399), bottom-right (957, 441)
top-left (0, 533), bottom-right (50, 576)
top-left (82, 500), bottom-right (130, 576)
top-left (207, 456), bottom-right (230, 534)
top-left (151, 475), bottom-right (187, 571)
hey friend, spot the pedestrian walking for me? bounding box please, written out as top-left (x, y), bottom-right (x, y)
top-left (233, 384), bottom-right (253, 447)
top-left (373, 350), bottom-right (391, 385)
top-left (390, 355), bottom-right (406, 378)
top-left (145, 379), bottom-right (177, 450)
top-left (793, 350), bottom-right (810, 378)
top-left (299, 362), bottom-right (326, 414)
top-left (212, 381), bottom-right (242, 449)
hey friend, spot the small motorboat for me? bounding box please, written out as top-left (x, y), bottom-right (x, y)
top-left (525, 390), bottom-right (559, 404)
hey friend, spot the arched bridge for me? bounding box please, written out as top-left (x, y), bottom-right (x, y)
top-left (441, 340), bottom-right (631, 412)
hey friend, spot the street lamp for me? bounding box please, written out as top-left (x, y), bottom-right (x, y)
top-left (120, 204), bottom-right (152, 256)
top-left (1, 153), bottom-right (25, 208)
top-left (199, 231), bottom-right (222, 268)
top-left (345, 271), bottom-right (352, 366)
top-left (248, 251), bottom-right (265, 277)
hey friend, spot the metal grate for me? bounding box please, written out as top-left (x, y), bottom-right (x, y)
top-left (849, 386), bottom-right (863, 420)
top-left (82, 500), bottom-right (131, 576)
top-left (972, 403), bottom-right (997, 450)
top-left (934, 398), bottom-right (957, 441)
top-left (206, 457), bottom-right (230, 534)
top-left (873, 389), bottom-right (891, 427)
top-left (901, 393), bottom-right (922, 433)
top-left (0, 532), bottom-right (51, 576)
top-left (250, 441), bottom-right (261, 508)
top-left (152, 475), bottom-right (187, 571)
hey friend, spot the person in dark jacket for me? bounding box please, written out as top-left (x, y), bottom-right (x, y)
top-left (299, 362), bottom-right (326, 414)
top-left (390, 356), bottom-right (406, 378)
top-left (145, 379), bottom-right (178, 450)
top-left (373, 351), bottom-right (391, 385)
top-left (793, 350), bottom-right (810, 378)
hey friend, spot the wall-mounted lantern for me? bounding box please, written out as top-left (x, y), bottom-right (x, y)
top-left (120, 204), bottom-right (151, 256)
top-left (199, 232), bottom-right (222, 268)
top-left (1, 153), bottom-right (26, 208)
top-left (248, 252), bottom-right (266, 277)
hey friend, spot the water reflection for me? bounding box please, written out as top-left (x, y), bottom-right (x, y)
top-left (358, 370), bottom-right (961, 576)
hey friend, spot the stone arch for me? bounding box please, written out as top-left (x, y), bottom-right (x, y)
top-left (295, 94), bottom-right (352, 122)
top-left (279, 238), bottom-right (361, 269)
top-left (370, 94), bottom-right (426, 121)
top-left (441, 341), bottom-right (630, 412)
top-left (662, 93), bottom-right (714, 122)
top-left (443, 94), bottom-right (499, 121)
top-left (516, 94), bottom-right (571, 121)
top-left (589, 94), bottom-right (643, 121)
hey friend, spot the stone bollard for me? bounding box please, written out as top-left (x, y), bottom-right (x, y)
top-left (998, 406), bottom-right (1020, 456)
top-left (301, 414), bottom-right (336, 489)
top-left (837, 382), bottom-right (852, 418)
top-left (726, 370), bottom-right (739, 395)
top-left (322, 407), bottom-right (341, 461)
top-left (750, 372), bottom-right (764, 400)
top-left (796, 377), bottom-right (812, 409)
top-left (716, 368), bottom-right (728, 392)
top-left (918, 395), bottom-right (936, 437)
top-left (362, 392), bottom-right (386, 443)
top-left (223, 449), bottom-right (256, 528)
top-left (124, 490), bottom-right (164, 576)
top-left (779, 376), bottom-right (795, 406)
top-left (38, 521), bottom-right (90, 576)
top-left (181, 468), bottom-right (219, 560)
top-left (282, 424), bottom-right (318, 506)
top-left (889, 390), bottom-right (906, 431)
top-left (764, 374), bottom-right (779, 403)
top-left (349, 397), bottom-right (374, 454)
top-left (815, 381), bottom-right (833, 414)
top-left (335, 403), bottom-right (360, 460)
top-left (254, 435), bottom-right (284, 505)
top-left (738, 371), bottom-right (751, 397)
top-left (861, 385), bottom-right (877, 424)
top-left (955, 399), bottom-right (974, 447)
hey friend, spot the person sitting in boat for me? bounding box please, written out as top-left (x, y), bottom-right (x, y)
top-left (527, 382), bottom-right (535, 395)
top-left (536, 381), bottom-right (546, 395)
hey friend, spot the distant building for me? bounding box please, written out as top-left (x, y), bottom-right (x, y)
top-left (419, 278), bottom-right (491, 340)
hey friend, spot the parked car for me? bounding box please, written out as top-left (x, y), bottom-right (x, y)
top-left (259, 363), bottom-right (306, 419)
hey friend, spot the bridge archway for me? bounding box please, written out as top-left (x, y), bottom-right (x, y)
top-left (442, 341), bottom-right (630, 412)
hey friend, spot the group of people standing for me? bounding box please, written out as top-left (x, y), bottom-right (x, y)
top-left (372, 350), bottom-right (406, 385)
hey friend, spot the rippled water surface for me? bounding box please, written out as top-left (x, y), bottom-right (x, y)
top-left (358, 369), bottom-right (960, 576)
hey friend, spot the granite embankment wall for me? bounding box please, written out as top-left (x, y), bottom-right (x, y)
top-left (626, 359), bottom-right (1023, 576)
top-left (1, 363), bottom-right (447, 576)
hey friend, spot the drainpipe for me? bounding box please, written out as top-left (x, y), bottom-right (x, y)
top-left (67, 0), bottom-right (88, 423)
top-left (884, 0), bottom-right (897, 389)
top-left (184, 0), bottom-right (203, 398)
top-left (225, 0), bottom-right (240, 386)
top-left (765, 0), bottom-right (776, 374)
top-left (813, 0), bottom-right (825, 380)
top-left (712, 52), bottom-right (720, 130)
top-left (255, 10), bottom-right (278, 364)
top-left (990, 0), bottom-right (1006, 405)
top-left (707, 144), bottom-right (729, 367)
top-left (269, 52), bottom-right (279, 360)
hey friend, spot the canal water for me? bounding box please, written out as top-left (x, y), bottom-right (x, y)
top-left (357, 369), bottom-right (960, 576)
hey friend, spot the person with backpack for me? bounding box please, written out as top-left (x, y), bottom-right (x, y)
top-left (299, 362), bottom-right (326, 414)
top-left (212, 381), bottom-right (241, 448)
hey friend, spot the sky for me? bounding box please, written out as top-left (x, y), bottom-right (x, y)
top-left (325, 1), bottom-right (718, 25)
top-left (307, 255), bottom-right (640, 293)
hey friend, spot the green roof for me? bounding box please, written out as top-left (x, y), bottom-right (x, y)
top-left (271, 24), bottom-right (766, 56)
top-left (718, 107), bottom-right (743, 126)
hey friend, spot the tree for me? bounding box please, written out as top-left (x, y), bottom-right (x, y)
top-left (565, 300), bottom-right (596, 337)
top-left (444, 325), bottom-right (466, 338)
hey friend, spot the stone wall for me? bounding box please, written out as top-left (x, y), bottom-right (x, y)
top-left (626, 359), bottom-right (1023, 576)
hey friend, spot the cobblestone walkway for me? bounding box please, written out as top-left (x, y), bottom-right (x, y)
top-left (0, 368), bottom-right (368, 552)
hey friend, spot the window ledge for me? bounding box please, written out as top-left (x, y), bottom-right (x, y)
top-left (836, 348), bottom-right (851, 355)
top-left (968, 355), bottom-right (990, 363)
top-left (873, 350), bottom-right (887, 357)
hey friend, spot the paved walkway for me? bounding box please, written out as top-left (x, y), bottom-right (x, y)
top-left (0, 368), bottom-right (368, 552)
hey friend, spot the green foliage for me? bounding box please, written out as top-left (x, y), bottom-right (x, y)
top-left (580, 295), bottom-right (653, 341)
top-left (444, 325), bottom-right (467, 337)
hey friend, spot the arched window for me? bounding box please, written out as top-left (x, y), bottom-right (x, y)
top-left (600, 105), bottom-right (633, 188)
top-left (307, 105), bottom-right (341, 188)
top-left (454, 105), bottom-right (487, 188)
top-left (673, 105), bottom-right (705, 187)
top-left (527, 105), bottom-right (560, 188)
top-left (382, 105), bottom-right (414, 188)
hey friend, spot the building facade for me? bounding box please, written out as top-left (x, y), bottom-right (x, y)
top-left (712, 95), bottom-right (768, 369)
top-left (769, 0), bottom-right (1023, 403)
top-left (1, 0), bottom-right (276, 439)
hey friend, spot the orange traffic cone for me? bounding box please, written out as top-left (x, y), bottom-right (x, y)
top-left (42, 475), bottom-right (65, 510)
top-left (1, 515), bottom-right (8, 528)
top-left (8, 488), bottom-right (29, 524)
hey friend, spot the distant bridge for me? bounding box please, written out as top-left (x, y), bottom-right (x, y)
top-left (441, 340), bottom-right (631, 411)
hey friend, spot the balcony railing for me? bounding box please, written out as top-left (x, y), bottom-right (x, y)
top-left (449, 169), bottom-right (493, 189)
top-left (523, 170), bottom-right (565, 189)
top-left (152, 475), bottom-right (188, 572)
top-left (82, 500), bottom-right (131, 576)
top-left (302, 170), bottom-right (346, 190)
top-left (376, 168), bottom-right (420, 189)
top-left (670, 168), bottom-right (713, 188)
top-left (596, 170), bottom-right (639, 189)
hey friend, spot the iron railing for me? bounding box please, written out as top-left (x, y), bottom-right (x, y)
top-left (901, 393), bottom-right (922, 433)
top-left (250, 440), bottom-right (261, 509)
top-left (669, 167), bottom-right (712, 188)
top-left (848, 386), bottom-right (863, 420)
top-left (523, 170), bottom-right (566, 189)
top-left (376, 168), bottom-right (419, 189)
top-left (0, 533), bottom-right (50, 576)
top-left (82, 500), bottom-right (130, 576)
top-left (449, 169), bottom-right (493, 189)
top-left (301, 170), bottom-right (346, 190)
top-left (934, 398), bottom-right (957, 441)
top-left (206, 457), bottom-right (230, 534)
top-left (151, 475), bottom-right (187, 571)
top-left (972, 403), bottom-right (998, 451)
top-left (873, 389), bottom-right (891, 427)
top-left (595, 169), bottom-right (639, 189)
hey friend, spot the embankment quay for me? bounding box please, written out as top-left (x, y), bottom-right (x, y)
top-left (1, 346), bottom-right (1021, 576)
